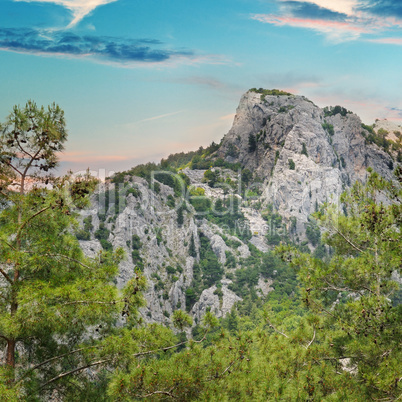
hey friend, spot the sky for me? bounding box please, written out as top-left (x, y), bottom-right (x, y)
top-left (1, 0), bottom-right (402, 176)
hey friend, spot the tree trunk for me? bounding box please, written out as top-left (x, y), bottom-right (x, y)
top-left (6, 338), bottom-right (16, 369)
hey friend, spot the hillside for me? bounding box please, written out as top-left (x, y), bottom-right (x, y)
top-left (77, 89), bottom-right (399, 324)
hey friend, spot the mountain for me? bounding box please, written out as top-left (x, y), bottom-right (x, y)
top-left (77, 89), bottom-right (400, 325)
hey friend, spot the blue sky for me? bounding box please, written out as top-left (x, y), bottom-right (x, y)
top-left (1, 0), bottom-right (402, 175)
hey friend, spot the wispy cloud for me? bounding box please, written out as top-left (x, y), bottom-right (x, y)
top-left (0, 28), bottom-right (199, 65)
top-left (368, 37), bottom-right (402, 45)
top-left (279, 0), bottom-right (358, 16)
top-left (137, 110), bottom-right (185, 123)
top-left (119, 110), bottom-right (185, 129)
top-left (252, 0), bottom-right (402, 43)
top-left (60, 151), bottom-right (130, 163)
top-left (14, 0), bottom-right (118, 27)
top-left (358, 0), bottom-right (402, 18)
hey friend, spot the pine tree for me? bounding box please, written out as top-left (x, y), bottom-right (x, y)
top-left (248, 133), bottom-right (257, 152)
top-left (189, 233), bottom-right (197, 257)
top-left (277, 167), bottom-right (402, 399)
top-left (0, 102), bottom-right (132, 396)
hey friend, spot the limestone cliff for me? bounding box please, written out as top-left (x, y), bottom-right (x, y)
top-left (78, 89), bottom-right (399, 325)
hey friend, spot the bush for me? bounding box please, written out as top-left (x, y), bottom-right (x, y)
top-left (126, 186), bottom-right (141, 198)
top-left (95, 223), bottom-right (110, 241)
top-left (166, 194), bottom-right (175, 208)
top-left (306, 223), bottom-right (320, 246)
top-left (248, 134), bottom-right (257, 152)
top-left (324, 105), bottom-right (350, 117)
top-left (100, 239), bottom-right (113, 251)
top-left (288, 159), bottom-right (295, 170)
top-left (132, 234), bottom-right (142, 250)
top-left (225, 143), bottom-right (239, 158)
top-left (322, 121), bottom-right (334, 135)
top-left (301, 143), bottom-right (308, 157)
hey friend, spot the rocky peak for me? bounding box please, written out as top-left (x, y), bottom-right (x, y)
top-left (218, 89), bottom-right (394, 225)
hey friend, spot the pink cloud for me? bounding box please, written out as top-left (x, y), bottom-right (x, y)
top-left (367, 37), bottom-right (402, 46)
top-left (60, 152), bottom-right (130, 163)
top-left (252, 12), bottom-right (402, 42)
top-left (252, 14), bottom-right (372, 41)
top-left (220, 113), bottom-right (236, 121)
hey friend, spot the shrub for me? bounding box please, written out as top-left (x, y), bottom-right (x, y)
top-left (225, 143), bottom-right (239, 158)
top-left (322, 121), bottom-right (334, 135)
top-left (248, 134), bottom-right (257, 152)
top-left (288, 159), bottom-right (295, 170)
top-left (301, 143), bottom-right (308, 157)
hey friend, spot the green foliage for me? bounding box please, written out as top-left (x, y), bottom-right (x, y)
top-left (276, 168), bottom-right (402, 399)
top-left (189, 234), bottom-right (197, 257)
top-left (75, 215), bottom-right (94, 241)
top-left (189, 187), bottom-right (211, 213)
top-left (288, 159), bottom-right (295, 170)
top-left (322, 121), bottom-right (334, 135)
top-left (95, 222), bottom-right (110, 241)
top-left (126, 185), bottom-right (141, 198)
top-left (248, 133), bottom-right (257, 152)
top-left (225, 143), bottom-right (239, 158)
top-left (177, 204), bottom-right (184, 226)
top-left (205, 196), bottom-right (251, 242)
top-left (225, 250), bottom-right (236, 268)
top-left (361, 123), bottom-right (394, 153)
top-left (203, 168), bottom-right (219, 187)
top-left (323, 105), bottom-right (351, 117)
top-left (301, 142), bottom-right (308, 157)
top-left (249, 88), bottom-right (293, 102)
top-left (241, 168), bottom-right (253, 186)
top-left (278, 105), bottom-right (295, 113)
top-left (172, 310), bottom-right (193, 330)
top-left (185, 287), bottom-right (197, 311)
top-left (187, 234), bottom-right (223, 311)
top-left (155, 227), bottom-right (163, 246)
top-left (0, 102), bottom-right (136, 398)
top-left (305, 221), bottom-right (321, 246)
top-left (166, 194), bottom-right (175, 208)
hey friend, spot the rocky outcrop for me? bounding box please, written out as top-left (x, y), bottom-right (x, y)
top-left (218, 91), bottom-right (394, 228)
top-left (78, 89), bottom-right (399, 326)
top-left (191, 280), bottom-right (242, 322)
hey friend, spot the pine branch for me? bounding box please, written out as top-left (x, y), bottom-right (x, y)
top-left (17, 205), bottom-right (52, 239)
top-left (265, 316), bottom-right (289, 338)
top-left (59, 300), bottom-right (123, 306)
top-left (305, 329), bottom-right (316, 349)
top-left (5, 161), bottom-right (23, 177)
top-left (40, 358), bottom-right (114, 389)
top-left (132, 331), bottom-right (208, 358)
top-left (23, 252), bottom-right (94, 271)
top-left (329, 223), bottom-right (364, 254)
top-left (136, 389), bottom-right (177, 399)
top-left (0, 267), bottom-right (13, 285)
top-left (17, 345), bottom-right (102, 383)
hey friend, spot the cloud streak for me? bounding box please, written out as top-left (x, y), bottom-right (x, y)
top-left (138, 110), bottom-right (185, 123)
top-left (14, 0), bottom-right (118, 27)
top-left (368, 37), bottom-right (402, 45)
top-left (253, 0), bottom-right (402, 42)
top-left (0, 28), bottom-right (198, 65)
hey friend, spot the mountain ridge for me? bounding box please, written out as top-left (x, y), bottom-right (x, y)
top-left (77, 89), bottom-right (401, 324)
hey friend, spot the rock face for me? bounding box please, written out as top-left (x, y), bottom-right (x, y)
top-left (191, 280), bottom-right (242, 322)
top-left (218, 91), bottom-right (394, 227)
top-left (78, 89), bottom-right (398, 325)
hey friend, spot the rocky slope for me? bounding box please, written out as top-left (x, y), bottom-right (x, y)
top-left (78, 89), bottom-right (399, 325)
top-left (218, 90), bottom-right (394, 228)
